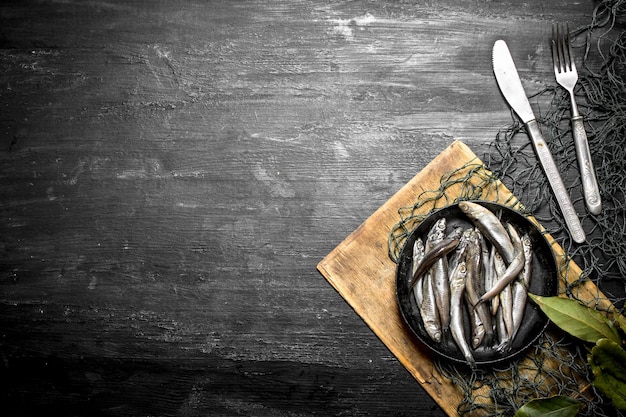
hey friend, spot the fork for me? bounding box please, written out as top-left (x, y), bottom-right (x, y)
top-left (551, 23), bottom-right (602, 215)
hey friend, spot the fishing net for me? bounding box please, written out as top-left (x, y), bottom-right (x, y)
top-left (387, 1), bottom-right (626, 415)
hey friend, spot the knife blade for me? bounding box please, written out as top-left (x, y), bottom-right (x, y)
top-left (492, 39), bottom-right (585, 243)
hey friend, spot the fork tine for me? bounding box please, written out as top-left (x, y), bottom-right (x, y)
top-left (561, 25), bottom-right (567, 71)
top-left (564, 23), bottom-right (575, 72)
top-left (551, 24), bottom-right (560, 73)
top-left (557, 24), bottom-right (565, 72)
top-left (559, 24), bottom-right (567, 72)
top-left (556, 23), bottom-right (573, 73)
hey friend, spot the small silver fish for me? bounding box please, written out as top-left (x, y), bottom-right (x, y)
top-left (477, 228), bottom-right (492, 285)
top-left (427, 218), bottom-right (446, 249)
top-left (431, 227), bottom-right (462, 333)
top-left (420, 272), bottom-right (441, 343)
top-left (494, 305), bottom-right (511, 353)
top-left (458, 201), bottom-right (516, 264)
top-left (431, 259), bottom-right (450, 332)
top-left (448, 228), bottom-right (472, 274)
top-left (411, 238), bottom-right (425, 306)
top-left (463, 248), bottom-right (485, 348)
top-left (468, 305), bottom-right (486, 349)
top-left (488, 245), bottom-right (499, 315)
top-left (408, 223), bottom-right (461, 290)
top-left (499, 281), bottom-right (514, 339)
top-left (416, 219), bottom-right (448, 343)
top-left (492, 251), bottom-right (510, 336)
top-left (479, 223), bottom-right (525, 303)
top-left (518, 233), bottom-right (533, 288)
top-left (510, 234), bottom-right (533, 342)
top-left (509, 280), bottom-right (526, 343)
top-left (449, 261), bottom-right (475, 367)
top-left (464, 230), bottom-right (493, 346)
top-left (412, 238), bottom-right (426, 275)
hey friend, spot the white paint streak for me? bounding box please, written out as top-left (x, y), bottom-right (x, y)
top-left (332, 141), bottom-right (350, 160)
top-left (330, 13), bottom-right (376, 41)
top-left (176, 202), bottom-right (200, 209)
top-left (153, 44), bottom-right (171, 60)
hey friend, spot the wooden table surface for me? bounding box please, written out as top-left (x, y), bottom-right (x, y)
top-left (0, 1), bottom-right (608, 416)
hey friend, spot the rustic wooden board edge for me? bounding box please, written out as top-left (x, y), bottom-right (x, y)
top-left (316, 140), bottom-right (610, 416)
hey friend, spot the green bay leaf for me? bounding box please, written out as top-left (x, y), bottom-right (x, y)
top-left (514, 395), bottom-right (580, 417)
top-left (529, 294), bottom-right (621, 345)
top-left (589, 338), bottom-right (626, 410)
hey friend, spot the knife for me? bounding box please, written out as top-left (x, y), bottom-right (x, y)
top-left (492, 39), bottom-right (586, 243)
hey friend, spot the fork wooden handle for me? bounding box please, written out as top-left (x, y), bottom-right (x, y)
top-left (571, 116), bottom-right (602, 215)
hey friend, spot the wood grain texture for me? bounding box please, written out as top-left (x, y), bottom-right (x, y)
top-left (0, 1), bottom-right (601, 415)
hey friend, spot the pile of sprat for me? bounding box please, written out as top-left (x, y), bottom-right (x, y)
top-left (409, 202), bottom-right (534, 367)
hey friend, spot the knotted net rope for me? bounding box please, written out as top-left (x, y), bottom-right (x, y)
top-left (388, 1), bottom-right (626, 415)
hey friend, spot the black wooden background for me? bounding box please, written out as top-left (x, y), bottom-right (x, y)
top-left (0, 1), bottom-right (605, 416)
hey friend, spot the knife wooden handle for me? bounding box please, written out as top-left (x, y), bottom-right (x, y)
top-left (571, 116), bottom-right (602, 215)
top-left (525, 120), bottom-right (586, 243)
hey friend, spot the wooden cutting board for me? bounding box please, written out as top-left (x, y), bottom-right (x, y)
top-left (317, 140), bottom-right (608, 416)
